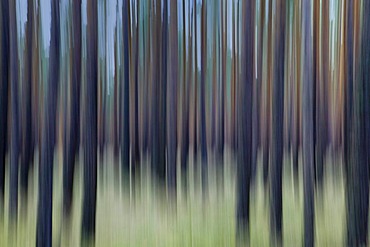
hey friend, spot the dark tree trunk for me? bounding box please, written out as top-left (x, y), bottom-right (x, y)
top-left (302, 0), bottom-right (314, 245)
top-left (180, 0), bottom-right (190, 192)
top-left (292, 0), bottom-right (301, 184)
top-left (270, 0), bottom-right (286, 244)
top-left (63, 0), bottom-right (81, 217)
top-left (167, 0), bottom-right (178, 194)
top-left (252, 0), bottom-right (264, 184)
top-left (121, 0), bottom-right (130, 175)
top-left (314, 0), bottom-right (329, 189)
top-left (200, 0), bottom-right (208, 195)
top-left (363, 0), bottom-right (370, 222)
top-left (9, 0), bottom-right (20, 221)
top-left (346, 0), bottom-right (370, 245)
top-left (193, 0), bottom-right (198, 158)
top-left (217, 0), bottom-right (225, 180)
top-left (262, 0), bottom-right (273, 188)
top-left (132, 3), bottom-right (140, 175)
top-left (81, 0), bottom-right (98, 241)
top-left (36, 0), bottom-right (60, 245)
top-left (344, 0), bottom-right (355, 244)
top-left (152, 0), bottom-right (161, 179)
top-left (236, 0), bottom-right (254, 239)
top-left (0, 0), bottom-right (9, 205)
top-left (113, 20), bottom-right (119, 160)
top-left (157, 0), bottom-right (167, 181)
top-left (20, 0), bottom-right (34, 198)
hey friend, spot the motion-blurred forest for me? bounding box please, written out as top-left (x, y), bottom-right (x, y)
top-left (0, 0), bottom-right (369, 246)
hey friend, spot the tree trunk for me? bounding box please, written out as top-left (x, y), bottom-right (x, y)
top-left (200, 0), bottom-right (208, 196)
top-left (302, 0), bottom-right (314, 245)
top-left (262, 0), bottom-right (273, 188)
top-left (193, 0), bottom-right (198, 157)
top-left (121, 0), bottom-right (130, 174)
top-left (8, 0), bottom-right (20, 221)
top-left (63, 0), bottom-right (82, 217)
top-left (270, 0), bottom-right (286, 244)
top-left (81, 0), bottom-right (98, 241)
top-left (20, 0), bottom-right (34, 198)
top-left (252, 0), bottom-right (264, 184)
top-left (180, 0), bottom-right (190, 192)
top-left (36, 0), bottom-right (60, 245)
top-left (167, 0), bottom-right (178, 194)
top-left (236, 0), bottom-right (254, 240)
top-left (152, 0), bottom-right (162, 179)
top-left (346, 0), bottom-right (370, 245)
top-left (292, 0), bottom-right (301, 184)
top-left (157, 0), bottom-right (167, 181)
top-left (0, 0), bottom-right (9, 205)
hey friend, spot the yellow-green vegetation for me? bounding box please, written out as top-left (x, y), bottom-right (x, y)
top-left (0, 150), bottom-right (346, 246)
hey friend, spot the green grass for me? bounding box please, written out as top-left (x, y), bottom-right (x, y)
top-left (0, 148), bottom-right (346, 246)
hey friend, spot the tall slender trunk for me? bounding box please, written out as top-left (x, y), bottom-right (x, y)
top-left (152, 0), bottom-right (162, 178)
top-left (20, 0), bottom-right (34, 197)
top-left (0, 0), bottom-right (9, 205)
top-left (302, 0), bottom-right (314, 245)
top-left (292, 0), bottom-right (301, 183)
top-left (180, 0), bottom-right (190, 191)
top-left (193, 0), bottom-right (198, 157)
top-left (167, 0), bottom-right (178, 194)
top-left (132, 0), bottom-right (140, 173)
top-left (9, 0), bottom-right (20, 221)
top-left (113, 12), bottom-right (119, 160)
top-left (263, 0), bottom-right (273, 188)
top-left (236, 0), bottom-right (254, 240)
top-left (252, 0), bottom-right (265, 183)
top-left (218, 0), bottom-right (225, 160)
top-left (200, 0), bottom-right (208, 195)
top-left (121, 0), bottom-right (130, 174)
top-left (63, 0), bottom-right (82, 217)
top-left (81, 0), bottom-right (98, 241)
top-left (346, 0), bottom-right (370, 245)
top-left (270, 0), bottom-right (286, 244)
top-left (36, 0), bottom-right (60, 245)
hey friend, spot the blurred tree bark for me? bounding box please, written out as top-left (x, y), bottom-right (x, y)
top-left (302, 0), bottom-right (314, 245)
top-left (167, 0), bottom-right (178, 194)
top-left (81, 0), bottom-right (98, 241)
top-left (262, 0), bottom-right (273, 188)
top-left (193, 0), bottom-right (198, 158)
top-left (270, 0), bottom-right (286, 244)
top-left (200, 0), bottom-right (208, 196)
top-left (63, 0), bottom-right (82, 217)
top-left (0, 0), bottom-right (9, 206)
top-left (180, 0), bottom-right (191, 192)
top-left (36, 0), bottom-right (60, 245)
top-left (9, 0), bottom-right (20, 221)
top-left (121, 0), bottom-right (130, 174)
top-left (151, 0), bottom-right (160, 175)
top-left (292, 0), bottom-right (301, 184)
top-left (236, 0), bottom-right (254, 241)
top-left (346, 0), bottom-right (370, 245)
top-left (20, 0), bottom-right (35, 198)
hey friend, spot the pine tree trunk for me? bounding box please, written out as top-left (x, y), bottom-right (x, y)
top-left (0, 0), bottom-right (9, 205)
top-left (236, 0), bottom-right (254, 240)
top-left (9, 0), bottom-right (20, 221)
top-left (167, 0), bottom-right (178, 194)
top-left (63, 0), bottom-right (82, 216)
top-left (302, 0), bottom-right (314, 245)
top-left (270, 0), bottom-right (286, 244)
top-left (36, 0), bottom-right (60, 245)
top-left (81, 0), bottom-right (98, 241)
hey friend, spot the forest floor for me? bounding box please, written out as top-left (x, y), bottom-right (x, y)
top-left (0, 147), bottom-right (346, 246)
